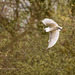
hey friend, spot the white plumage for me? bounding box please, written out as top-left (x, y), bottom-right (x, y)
top-left (42, 18), bottom-right (62, 48)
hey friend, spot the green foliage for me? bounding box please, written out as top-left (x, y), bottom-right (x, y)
top-left (0, 0), bottom-right (75, 75)
top-left (70, 0), bottom-right (75, 16)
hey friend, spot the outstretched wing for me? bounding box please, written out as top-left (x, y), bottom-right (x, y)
top-left (48, 30), bottom-right (60, 48)
top-left (42, 18), bottom-right (58, 27)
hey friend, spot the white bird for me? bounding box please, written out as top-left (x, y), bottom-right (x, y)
top-left (42, 18), bottom-right (62, 49)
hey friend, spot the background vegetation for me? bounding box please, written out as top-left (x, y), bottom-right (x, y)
top-left (0, 0), bottom-right (75, 75)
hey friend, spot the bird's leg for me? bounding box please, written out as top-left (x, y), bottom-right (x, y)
top-left (44, 27), bottom-right (53, 32)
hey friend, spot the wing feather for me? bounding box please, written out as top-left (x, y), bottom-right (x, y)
top-left (42, 19), bottom-right (58, 27)
top-left (48, 30), bottom-right (60, 48)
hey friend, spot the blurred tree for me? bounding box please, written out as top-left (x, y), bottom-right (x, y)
top-left (70, 0), bottom-right (75, 16)
top-left (0, 0), bottom-right (75, 75)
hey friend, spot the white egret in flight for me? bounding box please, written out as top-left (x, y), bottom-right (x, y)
top-left (42, 18), bottom-right (62, 49)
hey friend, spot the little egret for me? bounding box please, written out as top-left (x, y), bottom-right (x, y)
top-left (42, 18), bottom-right (62, 49)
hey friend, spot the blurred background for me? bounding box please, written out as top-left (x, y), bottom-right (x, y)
top-left (0, 0), bottom-right (75, 75)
